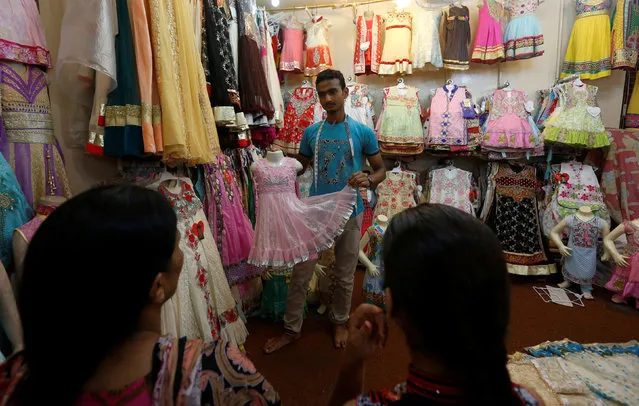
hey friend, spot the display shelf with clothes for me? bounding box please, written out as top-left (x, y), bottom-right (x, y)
top-left (153, 176), bottom-right (248, 346)
top-left (471, 0), bottom-right (505, 64)
top-left (482, 163), bottom-right (556, 276)
top-left (443, 4), bottom-right (471, 70)
top-left (611, 0), bottom-right (639, 70)
top-left (304, 15), bottom-right (333, 76)
top-left (375, 81), bottom-right (425, 155)
top-left (542, 80), bottom-right (611, 149)
top-left (503, 0), bottom-right (544, 61)
top-left (373, 168), bottom-right (418, 220)
top-left (379, 10), bottom-right (413, 75)
top-left (273, 83), bottom-right (323, 154)
top-left (353, 11), bottom-right (383, 75)
top-left (0, 62), bottom-right (73, 208)
top-left (561, 0), bottom-right (612, 80)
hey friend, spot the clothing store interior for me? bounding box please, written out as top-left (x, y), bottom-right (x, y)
top-left (1, 0), bottom-right (639, 404)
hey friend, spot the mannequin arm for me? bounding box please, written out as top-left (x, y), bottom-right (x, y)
top-left (358, 231), bottom-right (379, 276)
top-left (550, 219), bottom-right (571, 257)
top-left (0, 263), bottom-right (23, 353)
top-left (603, 224), bottom-right (630, 267)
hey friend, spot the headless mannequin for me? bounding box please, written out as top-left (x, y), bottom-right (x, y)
top-left (602, 218), bottom-right (639, 305)
top-left (358, 214), bottom-right (388, 276)
top-left (12, 195), bottom-right (67, 293)
top-left (550, 206), bottom-right (610, 299)
top-left (0, 262), bottom-right (22, 355)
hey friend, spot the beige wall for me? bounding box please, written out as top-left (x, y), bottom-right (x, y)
top-left (38, 0), bottom-right (625, 193)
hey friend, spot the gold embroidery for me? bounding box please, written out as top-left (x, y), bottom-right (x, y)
top-left (141, 102), bottom-right (153, 124)
top-left (105, 104), bottom-right (142, 127)
top-left (152, 104), bottom-right (162, 125)
top-left (576, 9), bottom-right (608, 19)
top-left (3, 111), bottom-right (55, 144)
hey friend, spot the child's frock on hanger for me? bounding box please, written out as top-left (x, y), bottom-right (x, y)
top-left (248, 158), bottom-right (356, 268)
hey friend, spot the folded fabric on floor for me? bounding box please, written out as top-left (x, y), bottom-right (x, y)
top-left (509, 339), bottom-right (639, 405)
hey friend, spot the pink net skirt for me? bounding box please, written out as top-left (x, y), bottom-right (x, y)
top-left (248, 186), bottom-right (356, 268)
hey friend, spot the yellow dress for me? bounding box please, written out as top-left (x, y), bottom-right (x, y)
top-left (561, 0), bottom-right (612, 80)
top-left (625, 77), bottom-right (639, 128)
top-left (149, 0), bottom-right (220, 166)
top-left (611, 0), bottom-right (639, 70)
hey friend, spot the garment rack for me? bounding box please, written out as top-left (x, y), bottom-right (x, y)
top-left (265, 0), bottom-right (392, 12)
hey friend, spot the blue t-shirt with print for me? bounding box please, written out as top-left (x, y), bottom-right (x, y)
top-left (299, 116), bottom-right (379, 216)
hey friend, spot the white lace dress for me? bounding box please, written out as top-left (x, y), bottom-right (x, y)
top-left (156, 178), bottom-right (248, 346)
top-left (410, 6), bottom-right (443, 70)
top-left (428, 167), bottom-right (474, 215)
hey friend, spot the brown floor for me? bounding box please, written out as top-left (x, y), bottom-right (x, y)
top-left (243, 270), bottom-right (639, 406)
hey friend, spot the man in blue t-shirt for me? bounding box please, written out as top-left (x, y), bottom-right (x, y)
top-left (264, 69), bottom-right (386, 353)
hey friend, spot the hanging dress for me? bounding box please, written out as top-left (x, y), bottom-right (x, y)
top-left (0, 63), bottom-right (72, 208)
top-left (562, 215), bottom-right (606, 288)
top-left (428, 167), bottom-right (474, 215)
top-left (304, 16), bottom-right (333, 76)
top-left (248, 158), bottom-right (356, 268)
top-left (542, 83), bottom-right (610, 149)
top-left (486, 164), bottom-right (554, 276)
top-left (103, 0), bottom-right (144, 158)
top-left (625, 75), bottom-right (639, 128)
top-left (376, 86), bottom-right (424, 155)
top-left (157, 178), bottom-right (248, 346)
top-left (503, 0), bottom-right (544, 60)
top-left (471, 0), bottom-right (505, 64)
top-left (427, 85), bottom-right (467, 147)
top-left (0, 153), bottom-right (31, 267)
top-left (379, 11), bottom-right (413, 75)
top-left (279, 17), bottom-right (304, 72)
top-left (443, 5), bottom-right (471, 70)
top-left (362, 224), bottom-right (386, 309)
top-left (482, 89), bottom-right (536, 151)
top-left (257, 10), bottom-right (284, 124)
top-left (148, 0), bottom-right (219, 165)
top-left (236, 0), bottom-right (274, 120)
top-left (611, 0), bottom-right (639, 70)
top-left (373, 171), bottom-right (417, 220)
top-left (0, 0), bottom-right (51, 68)
top-left (561, 0), bottom-right (612, 80)
top-left (345, 83), bottom-right (375, 129)
top-left (605, 221), bottom-right (639, 301)
top-left (205, 157), bottom-right (262, 286)
top-left (274, 87), bottom-right (320, 154)
top-left (411, 7), bottom-right (444, 70)
top-left (353, 14), bottom-right (383, 75)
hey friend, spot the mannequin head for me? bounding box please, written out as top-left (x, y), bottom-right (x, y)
top-left (382, 204), bottom-right (518, 404)
top-left (316, 69), bottom-right (349, 114)
top-left (17, 185), bottom-right (181, 404)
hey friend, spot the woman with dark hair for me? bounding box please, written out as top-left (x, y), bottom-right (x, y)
top-left (0, 185), bottom-right (279, 405)
top-left (330, 204), bottom-right (542, 405)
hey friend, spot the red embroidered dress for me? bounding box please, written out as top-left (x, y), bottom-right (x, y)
top-left (354, 14), bottom-right (383, 75)
top-left (273, 87), bottom-right (321, 154)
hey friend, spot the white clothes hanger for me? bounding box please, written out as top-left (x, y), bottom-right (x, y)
top-left (397, 77), bottom-right (407, 89)
top-left (391, 160), bottom-right (403, 173)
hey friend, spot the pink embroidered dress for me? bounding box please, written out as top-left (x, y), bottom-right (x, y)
top-left (427, 85), bottom-right (467, 147)
top-left (248, 158), bottom-right (356, 268)
top-left (428, 167), bottom-right (474, 215)
top-left (605, 221), bottom-right (639, 302)
top-left (0, 0), bottom-right (51, 67)
top-left (471, 0), bottom-right (505, 63)
top-left (483, 89), bottom-right (536, 151)
top-left (279, 18), bottom-right (304, 72)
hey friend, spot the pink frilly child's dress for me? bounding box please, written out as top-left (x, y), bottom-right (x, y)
top-left (482, 89), bottom-right (537, 151)
top-left (248, 157), bottom-right (356, 268)
top-left (605, 221), bottom-right (639, 307)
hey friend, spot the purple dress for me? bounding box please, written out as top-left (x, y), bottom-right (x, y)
top-left (205, 155), bottom-right (262, 286)
top-left (0, 62), bottom-right (72, 207)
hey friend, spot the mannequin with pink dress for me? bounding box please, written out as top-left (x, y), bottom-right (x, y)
top-left (603, 219), bottom-right (639, 308)
top-left (248, 150), bottom-right (356, 268)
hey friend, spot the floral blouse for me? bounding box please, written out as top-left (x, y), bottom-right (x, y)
top-left (0, 337), bottom-right (281, 405)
